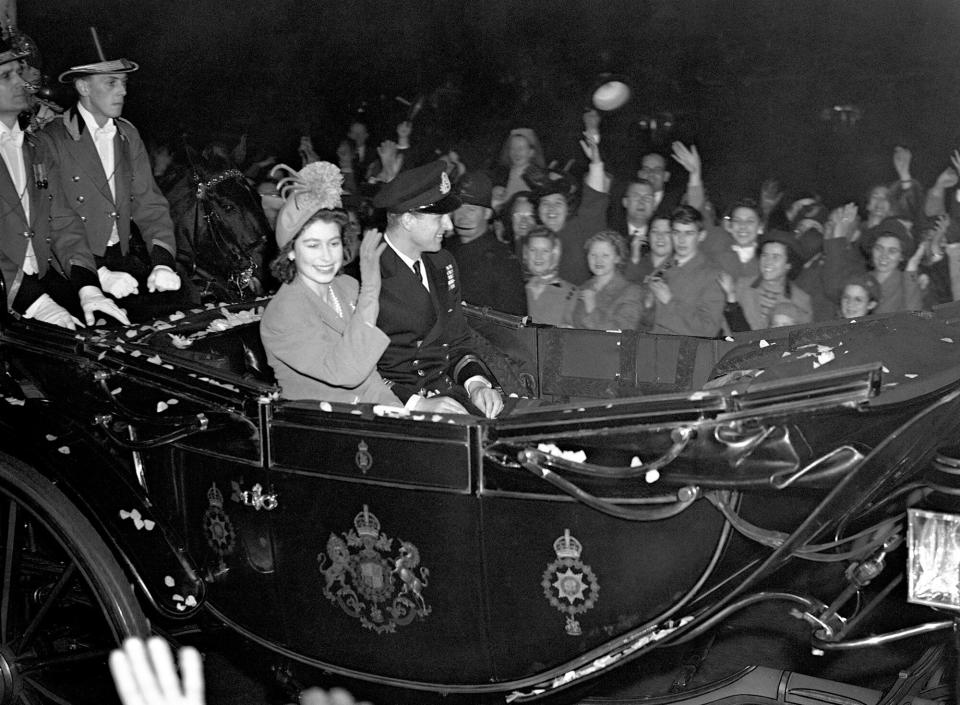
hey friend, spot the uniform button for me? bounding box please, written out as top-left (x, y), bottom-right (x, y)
top-left (417, 370), bottom-right (425, 377)
top-left (72, 176), bottom-right (79, 182)
top-left (76, 195), bottom-right (84, 202)
top-left (45, 237), bottom-right (51, 243)
top-left (109, 211), bottom-right (118, 219)
top-left (80, 216), bottom-right (87, 222)
top-left (47, 194), bottom-right (53, 201)
top-left (412, 359), bottom-right (419, 366)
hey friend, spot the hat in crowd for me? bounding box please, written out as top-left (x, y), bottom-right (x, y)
top-left (792, 201), bottom-right (828, 229)
top-left (524, 166), bottom-right (577, 203)
top-left (861, 217), bottom-right (916, 260)
top-left (270, 161), bottom-right (344, 249)
top-left (0, 36), bottom-right (29, 66)
top-left (457, 170), bottom-right (493, 209)
top-left (758, 229), bottom-right (806, 278)
top-left (372, 160), bottom-right (460, 214)
top-left (58, 28), bottom-right (139, 83)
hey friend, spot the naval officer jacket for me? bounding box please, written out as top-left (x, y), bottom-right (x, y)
top-left (376, 244), bottom-right (494, 404)
top-left (38, 105), bottom-right (177, 288)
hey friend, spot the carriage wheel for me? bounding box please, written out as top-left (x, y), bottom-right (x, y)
top-left (0, 452), bottom-right (150, 705)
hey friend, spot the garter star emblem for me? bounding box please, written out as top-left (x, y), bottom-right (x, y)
top-left (202, 483), bottom-right (236, 572)
top-left (355, 440), bottom-right (373, 474)
top-left (541, 529), bottom-right (599, 636)
top-left (318, 505), bottom-right (431, 634)
top-left (440, 171), bottom-right (451, 194)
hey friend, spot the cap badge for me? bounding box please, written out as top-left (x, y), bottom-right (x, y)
top-left (440, 171), bottom-right (451, 195)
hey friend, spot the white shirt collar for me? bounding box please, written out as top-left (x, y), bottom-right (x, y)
top-left (77, 102), bottom-right (115, 136)
top-left (0, 119), bottom-right (23, 143)
top-left (384, 233), bottom-right (420, 271)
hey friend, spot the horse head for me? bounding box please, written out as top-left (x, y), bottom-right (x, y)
top-left (173, 145), bottom-right (273, 301)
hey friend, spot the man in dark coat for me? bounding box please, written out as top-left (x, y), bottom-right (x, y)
top-left (40, 47), bottom-right (181, 323)
top-left (372, 161), bottom-right (504, 418)
top-left (0, 37), bottom-right (91, 327)
top-left (446, 170), bottom-right (526, 315)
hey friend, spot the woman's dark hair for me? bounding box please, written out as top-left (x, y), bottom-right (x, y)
top-left (269, 209), bottom-right (358, 284)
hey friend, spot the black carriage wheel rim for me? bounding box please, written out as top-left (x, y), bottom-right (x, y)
top-left (0, 455), bottom-right (149, 705)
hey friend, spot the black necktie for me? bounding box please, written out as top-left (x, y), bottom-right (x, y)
top-left (413, 260), bottom-right (426, 290)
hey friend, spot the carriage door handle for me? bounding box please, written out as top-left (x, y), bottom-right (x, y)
top-left (239, 483), bottom-right (278, 511)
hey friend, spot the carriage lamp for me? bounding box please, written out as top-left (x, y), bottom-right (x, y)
top-left (907, 508), bottom-right (960, 611)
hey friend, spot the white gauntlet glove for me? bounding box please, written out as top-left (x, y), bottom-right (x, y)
top-left (24, 294), bottom-right (82, 330)
top-left (79, 286), bottom-right (130, 326)
top-left (98, 267), bottom-right (139, 298)
top-left (147, 265), bottom-right (181, 292)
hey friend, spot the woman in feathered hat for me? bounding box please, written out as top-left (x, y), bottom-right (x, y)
top-left (259, 162), bottom-right (402, 405)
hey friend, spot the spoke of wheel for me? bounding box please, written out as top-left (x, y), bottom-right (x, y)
top-left (16, 562), bottom-right (77, 653)
top-left (17, 685), bottom-right (42, 705)
top-left (1, 497), bottom-right (17, 644)
top-left (23, 676), bottom-right (75, 705)
top-left (20, 647), bottom-right (112, 672)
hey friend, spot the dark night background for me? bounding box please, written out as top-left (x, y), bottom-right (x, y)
top-left (21, 0), bottom-right (960, 211)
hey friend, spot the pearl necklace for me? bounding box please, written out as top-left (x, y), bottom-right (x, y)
top-left (326, 285), bottom-right (344, 318)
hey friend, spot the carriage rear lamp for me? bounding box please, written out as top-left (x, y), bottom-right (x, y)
top-left (907, 508), bottom-right (960, 611)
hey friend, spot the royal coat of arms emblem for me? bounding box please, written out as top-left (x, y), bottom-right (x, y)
top-left (202, 483), bottom-right (236, 573)
top-left (542, 529), bottom-right (599, 636)
top-left (318, 505), bottom-right (431, 634)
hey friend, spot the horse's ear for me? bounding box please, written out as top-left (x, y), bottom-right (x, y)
top-left (184, 141), bottom-right (205, 175)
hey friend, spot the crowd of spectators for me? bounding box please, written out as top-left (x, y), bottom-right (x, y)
top-left (149, 104), bottom-right (960, 339)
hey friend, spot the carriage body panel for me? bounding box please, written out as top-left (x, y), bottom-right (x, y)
top-left (1, 301), bottom-right (959, 698)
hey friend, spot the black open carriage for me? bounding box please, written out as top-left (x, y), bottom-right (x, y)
top-left (0, 298), bottom-right (958, 704)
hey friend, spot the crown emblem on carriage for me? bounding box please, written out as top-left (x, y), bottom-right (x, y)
top-left (354, 505), bottom-right (381, 539)
top-left (440, 171), bottom-right (451, 194)
top-left (207, 482), bottom-right (224, 508)
top-left (553, 529), bottom-right (582, 560)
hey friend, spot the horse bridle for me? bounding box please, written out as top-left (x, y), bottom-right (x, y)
top-left (191, 169), bottom-right (264, 295)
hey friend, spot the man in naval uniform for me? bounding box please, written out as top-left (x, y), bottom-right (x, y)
top-left (39, 47), bottom-right (180, 324)
top-left (0, 37), bottom-right (92, 328)
top-left (372, 161), bottom-right (504, 418)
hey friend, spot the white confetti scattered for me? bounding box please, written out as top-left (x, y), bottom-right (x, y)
top-left (45, 434), bottom-right (56, 441)
top-left (130, 350), bottom-right (141, 358)
top-left (942, 338), bottom-right (954, 343)
top-left (113, 345), bottom-right (124, 353)
top-left (58, 446), bottom-right (70, 454)
top-left (630, 456), bottom-right (642, 467)
top-left (4, 397), bottom-right (24, 406)
top-left (537, 443), bottom-right (587, 463)
top-left (645, 469), bottom-right (660, 483)
top-left (152, 321), bottom-right (173, 331)
top-left (185, 595), bottom-right (197, 607)
top-left (95, 318), bottom-right (106, 326)
top-left (169, 311), bottom-right (186, 321)
top-left (904, 373), bottom-right (918, 379)
top-left (162, 364), bottom-right (174, 370)
top-left (111, 387), bottom-right (122, 395)
top-left (142, 519), bottom-right (155, 531)
top-left (781, 351), bottom-right (791, 358)
top-left (759, 339), bottom-right (769, 348)
top-left (164, 575), bottom-right (175, 587)
top-left (431, 415), bottom-right (443, 422)
top-left (157, 401), bottom-right (169, 412)
top-left (688, 391), bottom-right (708, 400)
top-left (817, 351), bottom-right (835, 365)
top-left (882, 365), bottom-right (890, 374)
top-left (172, 594), bottom-right (183, 603)
top-left (167, 399), bottom-right (179, 405)
top-left (97, 351), bottom-right (106, 360)
top-left (724, 336), bottom-right (734, 342)
top-left (125, 329), bottom-right (138, 338)
top-left (168, 334), bottom-right (193, 349)
top-left (319, 402), bottom-right (333, 412)
top-left (147, 355), bottom-right (162, 365)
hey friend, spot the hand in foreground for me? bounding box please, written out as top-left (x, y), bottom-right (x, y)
top-left (24, 293), bottom-right (82, 330)
top-left (79, 286), bottom-right (130, 326)
top-left (827, 202), bottom-right (858, 241)
top-left (300, 687), bottom-right (373, 705)
top-left (98, 267), bottom-right (139, 298)
top-left (147, 266), bottom-right (181, 293)
top-left (582, 109), bottom-right (601, 144)
top-left (579, 132), bottom-right (601, 164)
top-left (108, 637), bottom-right (204, 705)
top-left (671, 141), bottom-right (701, 178)
top-left (469, 385), bottom-right (504, 419)
top-left (906, 239), bottom-right (927, 272)
top-left (416, 396), bottom-right (468, 415)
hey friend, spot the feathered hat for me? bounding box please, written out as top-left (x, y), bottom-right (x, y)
top-left (58, 27), bottom-right (138, 84)
top-left (271, 161), bottom-right (344, 248)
